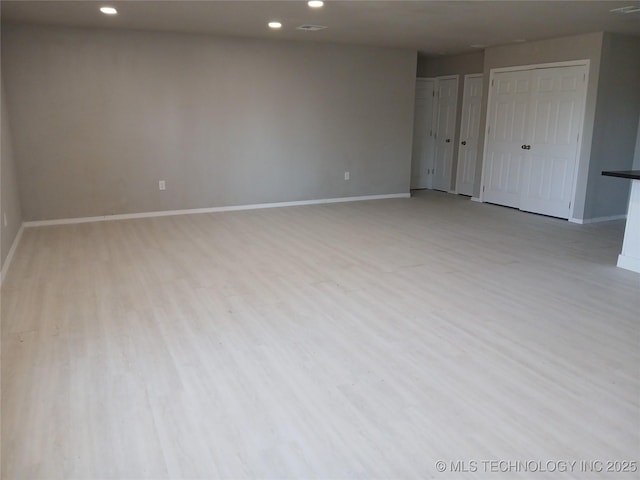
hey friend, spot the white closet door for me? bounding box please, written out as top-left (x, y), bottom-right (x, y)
top-left (519, 66), bottom-right (587, 218)
top-left (432, 76), bottom-right (459, 192)
top-left (411, 79), bottom-right (436, 189)
top-left (456, 74), bottom-right (483, 196)
top-left (483, 70), bottom-right (532, 208)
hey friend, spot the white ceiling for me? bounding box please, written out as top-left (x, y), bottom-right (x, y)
top-left (2, 1), bottom-right (640, 56)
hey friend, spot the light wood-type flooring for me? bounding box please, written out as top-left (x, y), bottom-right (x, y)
top-left (2, 191), bottom-right (639, 479)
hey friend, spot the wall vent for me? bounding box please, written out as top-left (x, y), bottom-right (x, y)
top-left (296, 24), bottom-right (327, 31)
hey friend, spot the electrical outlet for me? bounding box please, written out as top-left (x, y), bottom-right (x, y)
top-left (158, 180), bottom-right (166, 191)
top-left (344, 171), bottom-right (350, 181)
top-left (3, 213), bottom-right (7, 227)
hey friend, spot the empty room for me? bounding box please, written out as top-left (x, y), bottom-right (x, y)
top-left (1, 1), bottom-right (640, 478)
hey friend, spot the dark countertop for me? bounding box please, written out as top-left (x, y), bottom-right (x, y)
top-left (602, 170), bottom-right (640, 180)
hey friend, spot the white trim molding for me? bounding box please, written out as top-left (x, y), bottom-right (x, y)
top-left (569, 214), bottom-right (627, 224)
top-left (489, 59), bottom-right (591, 76)
top-left (23, 193), bottom-right (411, 228)
top-left (0, 223), bottom-right (24, 285)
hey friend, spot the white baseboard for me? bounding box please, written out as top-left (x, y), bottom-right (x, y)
top-left (569, 214), bottom-right (627, 224)
top-left (23, 193), bottom-right (411, 228)
top-left (0, 223), bottom-right (24, 286)
top-left (470, 197), bottom-right (482, 203)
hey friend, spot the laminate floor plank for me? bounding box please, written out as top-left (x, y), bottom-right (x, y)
top-left (2, 191), bottom-right (638, 479)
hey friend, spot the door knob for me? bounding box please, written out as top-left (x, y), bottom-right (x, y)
top-left (521, 145), bottom-right (526, 149)
top-left (461, 141), bottom-right (467, 145)
top-left (445, 139), bottom-right (451, 143)
top-left (526, 145), bottom-right (531, 150)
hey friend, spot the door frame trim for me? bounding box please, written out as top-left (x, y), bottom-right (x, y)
top-left (479, 59), bottom-right (591, 222)
top-left (454, 73), bottom-right (483, 196)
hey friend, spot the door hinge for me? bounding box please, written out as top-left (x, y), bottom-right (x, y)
top-left (577, 133), bottom-right (580, 143)
top-left (483, 186), bottom-right (485, 192)
top-left (432, 91), bottom-right (435, 97)
top-left (583, 73), bottom-right (586, 82)
top-left (569, 201), bottom-right (572, 209)
top-left (491, 79), bottom-right (494, 87)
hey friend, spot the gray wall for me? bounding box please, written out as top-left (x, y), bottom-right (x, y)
top-left (2, 25), bottom-right (417, 221)
top-left (586, 33), bottom-right (640, 219)
top-left (634, 115), bottom-right (640, 170)
top-left (1, 76), bottom-right (23, 270)
top-left (480, 32), bottom-right (604, 219)
top-left (416, 51), bottom-right (484, 78)
top-left (416, 51), bottom-right (484, 191)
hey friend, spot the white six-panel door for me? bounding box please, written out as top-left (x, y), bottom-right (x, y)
top-left (456, 74), bottom-right (483, 196)
top-left (482, 64), bottom-right (587, 219)
top-left (411, 79), bottom-right (436, 189)
top-left (519, 66), bottom-right (587, 217)
top-left (432, 76), bottom-right (459, 192)
top-left (483, 70), bottom-right (532, 208)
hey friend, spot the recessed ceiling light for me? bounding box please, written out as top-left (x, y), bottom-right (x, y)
top-left (470, 44), bottom-right (488, 48)
top-left (308, 1), bottom-right (324, 7)
top-left (610, 6), bottom-right (640, 14)
top-left (99, 6), bottom-right (117, 15)
top-left (268, 22), bottom-right (282, 29)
